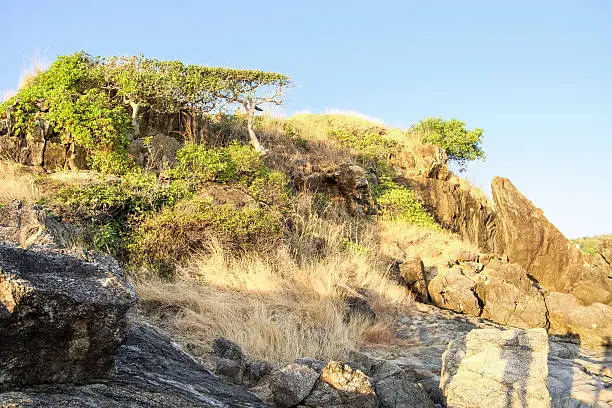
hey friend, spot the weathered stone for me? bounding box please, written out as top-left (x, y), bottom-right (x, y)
top-left (491, 177), bottom-right (611, 305)
top-left (390, 144), bottom-right (449, 180)
top-left (127, 138), bottom-right (147, 167)
top-left (0, 324), bottom-right (271, 407)
top-left (546, 291), bottom-right (612, 346)
top-left (212, 337), bottom-right (244, 361)
top-left (147, 132), bottom-right (181, 170)
top-left (269, 362), bottom-right (319, 407)
top-left (345, 295), bottom-right (376, 321)
top-left (215, 358), bottom-right (244, 384)
top-left (0, 243), bottom-right (137, 388)
top-left (372, 361), bottom-right (436, 408)
top-left (245, 360), bottom-right (272, 385)
top-left (42, 138), bottom-right (67, 170)
top-left (302, 380), bottom-right (377, 408)
top-left (399, 258), bottom-right (429, 302)
top-left (477, 263), bottom-right (548, 329)
top-left (441, 328), bottom-right (551, 408)
top-left (406, 177), bottom-right (497, 252)
top-left (428, 267), bottom-right (482, 315)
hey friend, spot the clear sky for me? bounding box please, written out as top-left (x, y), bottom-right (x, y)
top-left (2, 0), bottom-right (611, 238)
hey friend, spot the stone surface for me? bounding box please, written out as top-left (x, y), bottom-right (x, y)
top-left (372, 361), bottom-right (436, 408)
top-left (212, 337), bottom-right (244, 361)
top-left (345, 295), bottom-right (376, 321)
top-left (0, 324), bottom-right (271, 407)
top-left (302, 380), bottom-right (377, 408)
top-left (147, 132), bottom-right (181, 170)
top-left (0, 243), bottom-right (137, 388)
top-left (440, 327), bottom-right (551, 408)
top-left (269, 362), bottom-right (319, 407)
top-left (0, 201), bottom-right (82, 248)
top-left (477, 263), bottom-right (548, 329)
top-left (428, 266), bottom-right (482, 315)
top-left (546, 291), bottom-right (612, 346)
top-left (406, 176), bottom-right (497, 252)
top-left (398, 257), bottom-right (429, 302)
top-left (491, 177), bottom-right (612, 306)
top-left (390, 144), bottom-right (450, 180)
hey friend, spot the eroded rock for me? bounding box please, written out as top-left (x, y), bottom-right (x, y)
top-left (440, 327), bottom-right (551, 408)
top-left (269, 362), bottom-right (319, 407)
top-left (0, 243), bottom-right (137, 388)
top-left (428, 266), bottom-right (482, 316)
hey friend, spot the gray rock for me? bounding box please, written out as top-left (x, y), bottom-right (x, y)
top-left (345, 295), bottom-right (376, 321)
top-left (440, 328), bottom-right (551, 408)
top-left (0, 324), bottom-right (271, 407)
top-left (269, 362), bottom-right (319, 408)
top-left (0, 243), bottom-right (137, 388)
top-left (302, 380), bottom-right (377, 408)
top-left (215, 357), bottom-right (245, 384)
top-left (212, 337), bottom-right (244, 361)
top-left (428, 266), bottom-right (482, 315)
top-left (245, 360), bottom-right (272, 385)
top-left (375, 370), bottom-right (436, 408)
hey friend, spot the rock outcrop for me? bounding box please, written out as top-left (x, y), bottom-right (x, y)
top-left (404, 174), bottom-right (497, 252)
top-left (0, 243), bottom-right (137, 388)
top-left (0, 324), bottom-right (271, 407)
top-left (428, 266), bottom-right (482, 316)
top-left (491, 177), bottom-right (612, 306)
top-left (440, 327), bottom-right (551, 408)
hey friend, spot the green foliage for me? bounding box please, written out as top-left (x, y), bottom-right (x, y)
top-left (92, 222), bottom-right (121, 254)
top-left (328, 126), bottom-right (399, 166)
top-left (373, 176), bottom-right (440, 229)
top-left (410, 118), bottom-right (485, 170)
top-left (130, 197), bottom-right (282, 276)
top-left (1, 52), bottom-right (132, 173)
top-left (53, 169), bottom-right (193, 223)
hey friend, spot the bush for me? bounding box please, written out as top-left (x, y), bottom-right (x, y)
top-left (328, 126), bottom-right (399, 169)
top-left (130, 198), bottom-right (283, 276)
top-left (372, 177), bottom-right (439, 229)
top-left (410, 117), bottom-right (485, 170)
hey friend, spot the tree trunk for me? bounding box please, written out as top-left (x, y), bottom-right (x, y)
top-left (246, 107), bottom-right (266, 154)
top-left (129, 101), bottom-right (140, 139)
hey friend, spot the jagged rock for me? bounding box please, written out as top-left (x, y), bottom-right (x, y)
top-left (245, 360), bottom-right (272, 385)
top-left (491, 177), bottom-right (612, 306)
top-left (269, 362), bottom-right (319, 407)
top-left (392, 258), bottom-right (429, 302)
top-left (440, 327), bottom-right (551, 408)
top-left (300, 361), bottom-right (378, 407)
top-left (0, 200), bottom-right (82, 248)
top-left (147, 132), bottom-right (181, 170)
top-left (0, 243), bottom-right (137, 388)
top-left (405, 177), bottom-right (497, 252)
top-left (212, 337), bottom-right (244, 361)
top-left (372, 361), bottom-right (436, 408)
top-left (427, 266), bottom-right (482, 315)
top-left (216, 358), bottom-right (245, 384)
top-left (0, 324), bottom-right (271, 407)
top-left (546, 291), bottom-right (612, 346)
top-left (477, 263), bottom-right (548, 329)
top-left (345, 295), bottom-right (376, 321)
top-left (390, 144), bottom-right (449, 180)
top-left (300, 164), bottom-right (376, 215)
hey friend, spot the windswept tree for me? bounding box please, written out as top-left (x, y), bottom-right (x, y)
top-left (410, 117), bottom-right (485, 170)
top-left (210, 69), bottom-right (292, 153)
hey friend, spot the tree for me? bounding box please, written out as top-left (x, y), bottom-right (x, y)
top-left (210, 69), bottom-right (292, 153)
top-left (410, 117), bottom-right (485, 170)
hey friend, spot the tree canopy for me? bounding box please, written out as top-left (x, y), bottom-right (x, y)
top-left (1, 51), bottom-right (292, 171)
top-left (410, 117), bottom-right (485, 170)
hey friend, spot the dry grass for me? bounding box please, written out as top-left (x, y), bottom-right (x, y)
top-left (378, 219), bottom-right (479, 266)
top-left (0, 161), bottom-right (43, 203)
top-left (135, 194), bottom-right (413, 363)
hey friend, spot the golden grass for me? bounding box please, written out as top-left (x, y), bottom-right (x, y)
top-left (135, 194), bottom-right (414, 363)
top-left (0, 161), bottom-right (43, 203)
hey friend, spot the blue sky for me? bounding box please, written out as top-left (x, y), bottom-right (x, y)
top-left (2, 0), bottom-right (611, 238)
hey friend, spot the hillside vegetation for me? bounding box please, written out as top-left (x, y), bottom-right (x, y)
top-left (0, 52), bottom-right (486, 363)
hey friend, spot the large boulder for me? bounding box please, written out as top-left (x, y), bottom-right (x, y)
top-left (0, 243), bottom-right (137, 388)
top-left (405, 177), bottom-right (497, 252)
top-left (546, 291), bottom-right (612, 346)
top-left (491, 177), bottom-right (611, 305)
top-left (268, 362), bottom-right (319, 407)
top-left (372, 361), bottom-right (436, 408)
top-left (440, 327), bottom-right (551, 408)
top-left (476, 263), bottom-right (548, 329)
top-left (427, 266), bottom-right (482, 316)
top-left (0, 324), bottom-right (271, 407)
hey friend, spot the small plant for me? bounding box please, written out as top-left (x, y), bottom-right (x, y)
top-left (92, 222), bottom-right (121, 254)
top-left (373, 176), bottom-right (440, 229)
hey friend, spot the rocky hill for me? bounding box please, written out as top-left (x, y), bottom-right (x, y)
top-left (0, 53), bottom-right (610, 407)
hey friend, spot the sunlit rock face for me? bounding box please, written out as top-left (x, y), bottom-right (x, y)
top-left (441, 327), bottom-right (551, 408)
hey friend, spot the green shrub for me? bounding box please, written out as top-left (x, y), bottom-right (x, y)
top-left (373, 177), bottom-right (439, 229)
top-left (130, 198), bottom-right (282, 276)
top-left (410, 117), bottom-right (485, 170)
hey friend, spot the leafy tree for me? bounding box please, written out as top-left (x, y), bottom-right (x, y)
top-left (211, 69), bottom-right (292, 153)
top-left (410, 117), bottom-right (485, 170)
